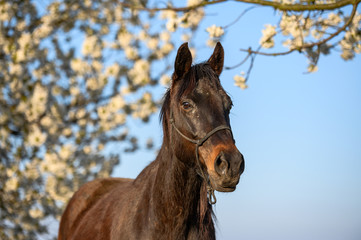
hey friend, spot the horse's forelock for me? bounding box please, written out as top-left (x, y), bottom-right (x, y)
top-left (175, 63), bottom-right (219, 100)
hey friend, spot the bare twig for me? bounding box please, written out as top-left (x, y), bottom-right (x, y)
top-left (225, 48), bottom-right (253, 69)
top-left (239, 48), bottom-right (295, 56)
top-left (245, 50), bottom-right (256, 82)
top-left (223, 6), bottom-right (258, 29)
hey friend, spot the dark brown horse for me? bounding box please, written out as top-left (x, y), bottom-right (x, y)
top-left (58, 42), bottom-right (245, 240)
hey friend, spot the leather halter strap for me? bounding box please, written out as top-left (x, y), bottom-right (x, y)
top-left (169, 115), bottom-right (232, 205)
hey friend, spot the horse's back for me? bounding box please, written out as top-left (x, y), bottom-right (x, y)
top-left (58, 177), bottom-right (133, 240)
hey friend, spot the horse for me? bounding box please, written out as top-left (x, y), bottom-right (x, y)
top-left (58, 42), bottom-right (245, 240)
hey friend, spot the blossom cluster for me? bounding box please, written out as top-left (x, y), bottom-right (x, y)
top-left (0, 0), bottom-right (183, 238)
top-left (206, 24), bottom-right (225, 47)
top-left (254, 10), bottom-right (361, 75)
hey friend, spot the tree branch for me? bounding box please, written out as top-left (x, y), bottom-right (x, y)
top-left (233, 0), bottom-right (361, 12)
top-left (121, 0), bottom-right (361, 12)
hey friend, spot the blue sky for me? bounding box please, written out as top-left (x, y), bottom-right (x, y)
top-left (114, 2), bottom-right (361, 240)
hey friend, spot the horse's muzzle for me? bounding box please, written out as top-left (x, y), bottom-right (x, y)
top-left (210, 150), bottom-right (244, 192)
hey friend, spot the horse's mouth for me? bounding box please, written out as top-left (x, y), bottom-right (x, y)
top-left (209, 175), bottom-right (239, 192)
top-left (216, 185), bottom-right (236, 192)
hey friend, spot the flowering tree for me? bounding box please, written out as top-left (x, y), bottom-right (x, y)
top-left (0, 0), bottom-right (360, 239)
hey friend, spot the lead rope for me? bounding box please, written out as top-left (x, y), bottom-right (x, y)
top-left (169, 116), bottom-right (231, 205)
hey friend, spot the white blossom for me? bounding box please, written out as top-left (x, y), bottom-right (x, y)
top-left (260, 24), bottom-right (277, 48)
top-left (166, 19), bottom-right (178, 32)
top-left (125, 47), bottom-right (138, 60)
top-left (160, 10), bottom-right (177, 20)
top-left (40, 116), bottom-right (53, 128)
top-left (207, 39), bottom-right (217, 48)
top-left (160, 32), bottom-right (171, 42)
top-left (98, 105), bottom-right (111, 120)
top-left (117, 32), bottom-right (132, 48)
top-left (18, 32), bottom-right (31, 49)
top-left (29, 208), bottom-right (43, 219)
top-left (307, 64), bottom-right (318, 72)
top-left (82, 35), bottom-right (97, 55)
top-left (71, 58), bottom-right (91, 75)
top-left (83, 145), bottom-right (92, 154)
top-left (82, 35), bottom-right (102, 58)
top-left (33, 17), bottom-right (53, 38)
top-left (147, 38), bottom-right (159, 50)
top-left (138, 30), bottom-right (148, 40)
top-left (86, 77), bottom-right (106, 91)
top-left (62, 127), bottom-right (72, 136)
top-left (160, 74), bottom-right (171, 86)
top-left (180, 9), bottom-right (204, 28)
top-left (181, 34), bottom-right (191, 42)
top-left (109, 95), bottom-right (126, 112)
top-left (28, 126), bottom-right (46, 147)
top-left (0, 2), bottom-right (12, 21)
top-left (70, 86), bottom-right (81, 96)
top-left (160, 42), bottom-right (174, 55)
top-left (0, 114), bottom-right (7, 124)
top-left (59, 144), bottom-right (74, 160)
top-left (92, 61), bottom-right (103, 72)
top-left (5, 177), bottom-right (18, 192)
top-left (131, 92), bottom-right (157, 120)
top-left (206, 25), bottom-right (225, 38)
top-left (326, 12), bottom-right (342, 25)
top-left (114, 113), bottom-right (126, 125)
top-left (0, 127), bottom-right (9, 141)
top-left (9, 63), bottom-right (23, 76)
top-left (128, 60), bottom-right (150, 86)
top-left (25, 163), bottom-right (40, 179)
top-left (234, 74), bottom-right (248, 90)
top-left (187, 0), bottom-right (203, 7)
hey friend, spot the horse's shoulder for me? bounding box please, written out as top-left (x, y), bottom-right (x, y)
top-left (58, 177), bottom-right (133, 239)
top-left (73, 177), bottom-right (132, 200)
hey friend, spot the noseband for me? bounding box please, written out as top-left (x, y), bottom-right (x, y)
top-left (169, 115), bottom-right (232, 205)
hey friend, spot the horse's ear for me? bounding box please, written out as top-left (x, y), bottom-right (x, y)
top-left (174, 42), bottom-right (192, 80)
top-left (207, 42), bottom-right (224, 76)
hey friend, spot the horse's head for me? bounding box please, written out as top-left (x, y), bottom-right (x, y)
top-left (162, 42), bottom-right (244, 193)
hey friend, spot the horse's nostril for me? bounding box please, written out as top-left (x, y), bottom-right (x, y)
top-left (215, 153), bottom-right (229, 176)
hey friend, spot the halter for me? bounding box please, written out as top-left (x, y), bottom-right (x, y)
top-left (169, 114), bottom-right (232, 205)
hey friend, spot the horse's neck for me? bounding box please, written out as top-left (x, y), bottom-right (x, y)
top-left (150, 144), bottom-right (211, 237)
top-left (154, 144), bottom-right (202, 212)
top-left (132, 141), bottom-right (214, 239)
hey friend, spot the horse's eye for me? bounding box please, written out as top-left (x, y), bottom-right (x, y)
top-left (182, 101), bottom-right (192, 110)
